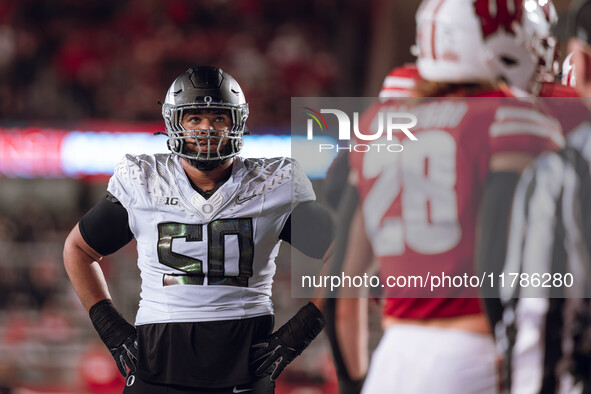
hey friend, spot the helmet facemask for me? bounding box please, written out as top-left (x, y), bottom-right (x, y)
top-left (164, 103), bottom-right (247, 162)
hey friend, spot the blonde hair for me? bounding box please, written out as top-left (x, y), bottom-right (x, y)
top-left (414, 79), bottom-right (499, 97)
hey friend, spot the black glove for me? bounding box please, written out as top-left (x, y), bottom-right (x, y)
top-left (89, 299), bottom-right (138, 377)
top-left (109, 334), bottom-right (138, 378)
top-left (250, 302), bottom-right (325, 381)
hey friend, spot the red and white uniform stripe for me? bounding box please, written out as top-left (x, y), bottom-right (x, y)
top-left (379, 64), bottom-right (421, 99)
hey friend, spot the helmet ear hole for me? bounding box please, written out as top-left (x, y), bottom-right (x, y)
top-left (500, 56), bottom-right (518, 66)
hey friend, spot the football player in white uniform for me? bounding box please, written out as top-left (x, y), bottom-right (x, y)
top-left (63, 66), bottom-right (333, 393)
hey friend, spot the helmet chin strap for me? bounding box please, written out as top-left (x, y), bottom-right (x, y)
top-left (187, 157), bottom-right (229, 171)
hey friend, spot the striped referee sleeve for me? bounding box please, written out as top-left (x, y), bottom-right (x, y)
top-left (498, 146), bottom-right (591, 393)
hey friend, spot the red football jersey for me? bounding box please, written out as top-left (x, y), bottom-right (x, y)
top-left (350, 89), bottom-right (563, 319)
top-left (538, 82), bottom-right (588, 136)
top-left (379, 64), bottom-right (421, 98)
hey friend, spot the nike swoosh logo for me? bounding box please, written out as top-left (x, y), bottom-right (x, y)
top-left (236, 194), bottom-right (257, 205)
top-left (233, 387), bottom-right (253, 393)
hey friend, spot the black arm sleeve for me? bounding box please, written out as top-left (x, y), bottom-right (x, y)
top-left (475, 171), bottom-right (520, 333)
top-left (279, 200), bottom-right (334, 259)
top-left (324, 151), bottom-right (350, 210)
top-left (79, 192), bottom-right (134, 256)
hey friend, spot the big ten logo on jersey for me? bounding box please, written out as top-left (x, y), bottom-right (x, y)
top-left (154, 196), bottom-right (179, 206)
top-left (304, 106), bottom-right (418, 153)
top-left (361, 100), bottom-right (468, 257)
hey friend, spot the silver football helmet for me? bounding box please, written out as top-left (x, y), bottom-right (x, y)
top-left (162, 66), bottom-right (249, 168)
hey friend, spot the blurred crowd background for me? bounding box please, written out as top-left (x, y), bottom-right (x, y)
top-left (0, 0), bottom-right (419, 129)
top-left (0, 0), bottom-right (576, 393)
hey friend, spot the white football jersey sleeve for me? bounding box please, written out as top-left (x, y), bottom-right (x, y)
top-left (107, 154), bottom-right (315, 324)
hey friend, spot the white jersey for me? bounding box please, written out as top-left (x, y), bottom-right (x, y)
top-left (107, 154), bottom-right (315, 325)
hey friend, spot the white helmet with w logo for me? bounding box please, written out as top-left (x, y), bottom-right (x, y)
top-left (415, 0), bottom-right (553, 92)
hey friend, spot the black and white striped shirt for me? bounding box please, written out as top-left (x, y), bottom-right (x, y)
top-left (498, 122), bottom-right (591, 393)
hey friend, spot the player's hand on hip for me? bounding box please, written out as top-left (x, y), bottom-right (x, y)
top-left (250, 302), bottom-right (325, 381)
top-left (88, 299), bottom-right (139, 377)
top-left (109, 333), bottom-right (138, 377)
top-left (251, 333), bottom-right (299, 380)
